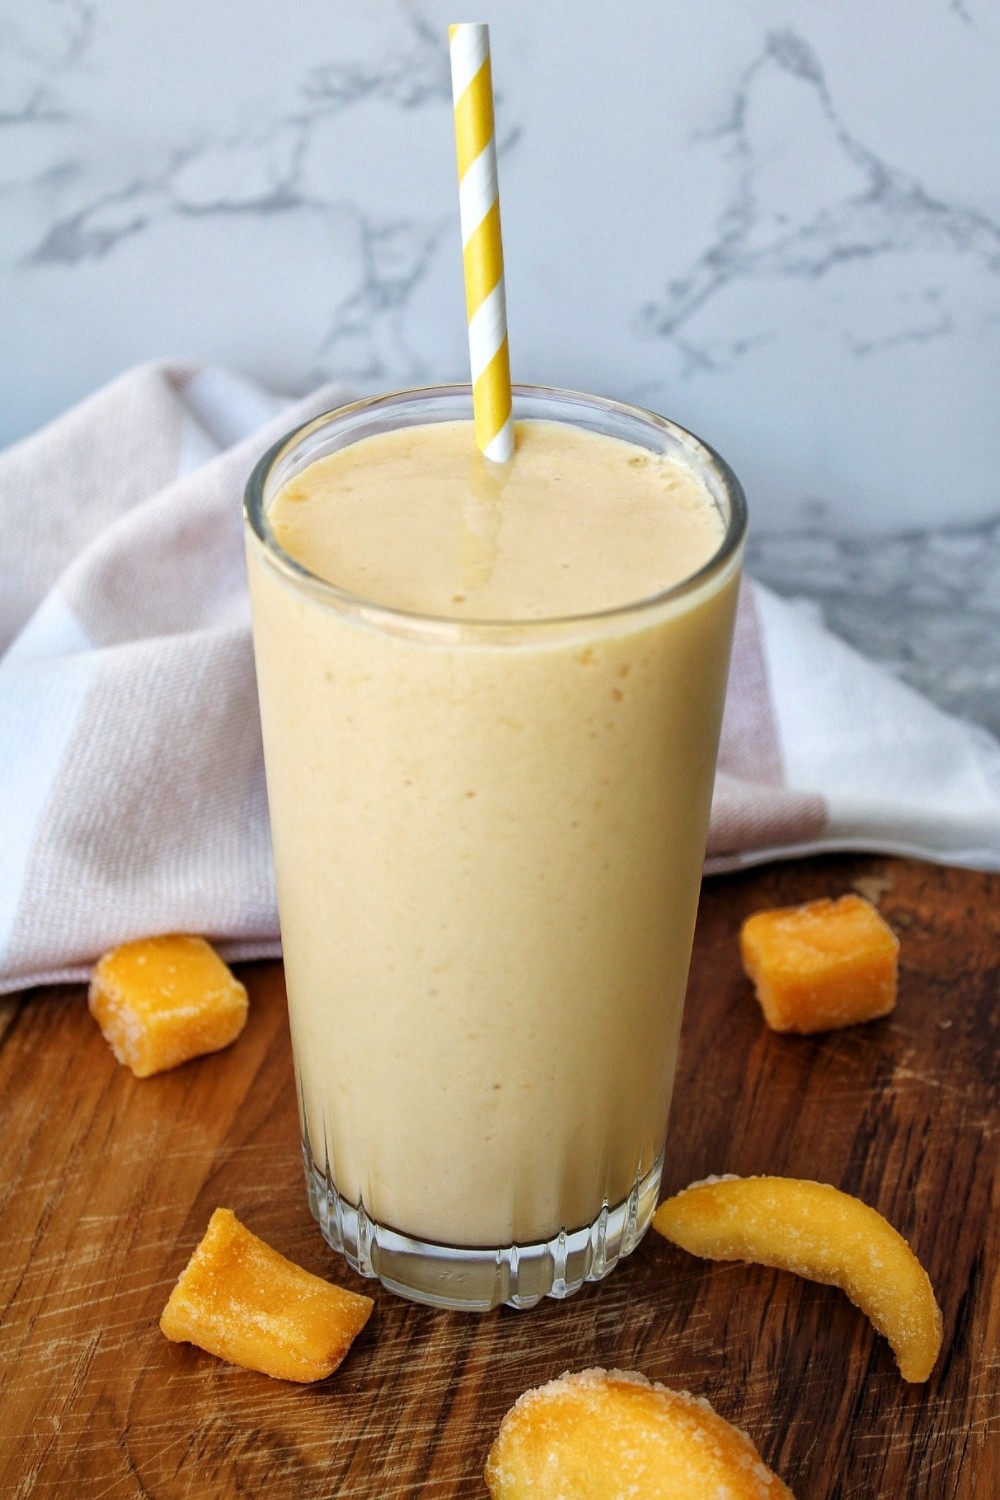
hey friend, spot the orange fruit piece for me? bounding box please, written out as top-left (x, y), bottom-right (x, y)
top-left (160, 1208), bottom-right (373, 1382)
top-left (653, 1175), bottom-right (942, 1382)
top-left (485, 1367), bottom-right (795, 1499)
top-left (740, 893), bottom-right (898, 1033)
top-left (89, 933), bottom-right (248, 1076)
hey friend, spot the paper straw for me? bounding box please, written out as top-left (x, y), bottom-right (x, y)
top-left (449, 22), bottom-right (514, 464)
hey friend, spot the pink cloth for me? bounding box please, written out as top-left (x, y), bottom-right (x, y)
top-left (2, 361), bottom-right (998, 994)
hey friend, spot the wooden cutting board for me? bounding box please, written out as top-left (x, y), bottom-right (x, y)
top-left (1, 852), bottom-right (997, 1498)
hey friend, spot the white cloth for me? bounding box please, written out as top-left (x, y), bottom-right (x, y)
top-left (1, 360), bottom-right (998, 995)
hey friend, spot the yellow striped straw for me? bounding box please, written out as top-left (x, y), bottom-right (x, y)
top-left (449, 22), bottom-right (514, 463)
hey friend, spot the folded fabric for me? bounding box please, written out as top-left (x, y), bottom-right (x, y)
top-left (708, 584), bottom-right (1000, 871)
top-left (1, 361), bottom-right (998, 995)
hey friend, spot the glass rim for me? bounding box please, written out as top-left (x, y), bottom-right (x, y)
top-left (243, 382), bottom-right (747, 636)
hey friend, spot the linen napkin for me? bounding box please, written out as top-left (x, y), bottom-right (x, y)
top-left (2, 360), bottom-right (998, 996)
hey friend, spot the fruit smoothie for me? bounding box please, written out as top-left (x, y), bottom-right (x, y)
top-left (244, 386), bottom-right (745, 1308)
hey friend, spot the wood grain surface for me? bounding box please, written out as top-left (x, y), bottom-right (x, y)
top-left (1, 853), bottom-right (997, 1498)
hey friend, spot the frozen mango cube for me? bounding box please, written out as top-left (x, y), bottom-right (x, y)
top-left (89, 933), bottom-right (249, 1077)
top-left (160, 1208), bottom-right (373, 1382)
top-left (740, 893), bottom-right (898, 1034)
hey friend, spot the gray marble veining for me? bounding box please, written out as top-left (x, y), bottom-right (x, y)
top-left (2, 0), bottom-right (1000, 675)
top-left (638, 28), bottom-right (1000, 373)
top-left (750, 514), bottom-right (1000, 737)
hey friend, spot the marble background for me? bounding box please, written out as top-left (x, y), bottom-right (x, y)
top-left (2, 0), bottom-right (999, 726)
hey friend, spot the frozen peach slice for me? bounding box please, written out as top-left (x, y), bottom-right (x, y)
top-left (89, 933), bottom-right (248, 1077)
top-left (740, 893), bottom-right (899, 1033)
top-left (160, 1208), bottom-right (373, 1382)
top-left (653, 1176), bottom-right (942, 1382)
top-left (485, 1367), bottom-right (795, 1500)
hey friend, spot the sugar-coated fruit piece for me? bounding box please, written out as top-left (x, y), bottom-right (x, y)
top-left (160, 1208), bottom-right (373, 1382)
top-left (88, 934), bottom-right (249, 1077)
top-left (740, 893), bottom-right (899, 1033)
top-left (653, 1175), bottom-right (942, 1382)
top-left (484, 1367), bottom-right (795, 1499)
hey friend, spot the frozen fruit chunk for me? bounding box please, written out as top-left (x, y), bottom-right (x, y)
top-left (740, 893), bottom-right (898, 1034)
top-left (160, 1208), bottom-right (373, 1382)
top-left (653, 1175), bottom-right (942, 1382)
top-left (89, 934), bottom-right (248, 1077)
top-left (485, 1367), bottom-right (795, 1499)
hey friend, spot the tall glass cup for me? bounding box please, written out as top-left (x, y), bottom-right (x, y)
top-left (243, 385), bottom-right (746, 1310)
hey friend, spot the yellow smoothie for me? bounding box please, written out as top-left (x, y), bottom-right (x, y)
top-left (245, 409), bottom-right (741, 1267)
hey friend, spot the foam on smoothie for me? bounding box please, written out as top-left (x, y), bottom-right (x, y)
top-left (268, 419), bottom-right (724, 618)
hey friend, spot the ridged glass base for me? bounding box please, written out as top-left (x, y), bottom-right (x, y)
top-left (303, 1146), bottom-right (664, 1311)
